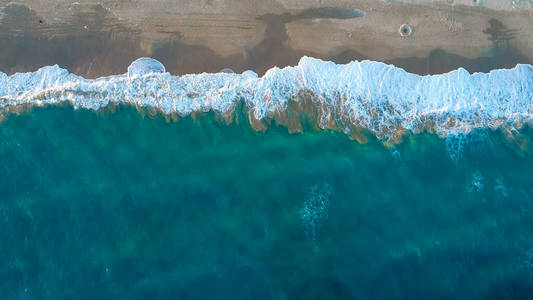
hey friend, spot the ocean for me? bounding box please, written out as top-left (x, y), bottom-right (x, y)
top-left (1, 58), bottom-right (533, 299)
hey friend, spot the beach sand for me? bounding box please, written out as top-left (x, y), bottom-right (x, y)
top-left (0, 0), bottom-right (532, 77)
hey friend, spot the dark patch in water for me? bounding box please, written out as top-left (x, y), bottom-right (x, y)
top-left (484, 274), bottom-right (533, 300)
top-left (179, 266), bottom-right (271, 300)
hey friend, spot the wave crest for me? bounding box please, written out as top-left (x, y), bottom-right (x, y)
top-left (1, 57), bottom-right (532, 141)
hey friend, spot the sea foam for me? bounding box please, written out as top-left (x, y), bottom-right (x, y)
top-left (0, 57), bottom-right (532, 141)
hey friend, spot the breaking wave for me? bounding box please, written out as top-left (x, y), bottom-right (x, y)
top-left (1, 56), bottom-right (532, 142)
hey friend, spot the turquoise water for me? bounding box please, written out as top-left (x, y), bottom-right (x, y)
top-left (1, 105), bottom-right (533, 299)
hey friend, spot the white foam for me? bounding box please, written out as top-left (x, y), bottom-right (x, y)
top-left (1, 57), bottom-right (532, 139)
top-left (127, 57), bottom-right (166, 77)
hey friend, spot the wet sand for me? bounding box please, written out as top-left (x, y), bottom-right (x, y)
top-left (0, 1), bottom-right (532, 77)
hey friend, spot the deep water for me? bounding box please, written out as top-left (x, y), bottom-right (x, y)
top-left (1, 105), bottom-right (533, 299)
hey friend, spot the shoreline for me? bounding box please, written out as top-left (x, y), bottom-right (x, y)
top-left (1, 56), bottom-right (531, 144)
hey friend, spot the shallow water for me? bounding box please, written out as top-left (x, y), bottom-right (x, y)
top-left (1, 105), bottom-right (533, 299)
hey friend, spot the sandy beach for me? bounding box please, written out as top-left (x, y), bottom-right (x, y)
top-left (1, 0), bottom-right (532, 77)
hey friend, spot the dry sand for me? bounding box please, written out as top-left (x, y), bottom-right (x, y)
top-left (0, 0), bottom-right (532, 77)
